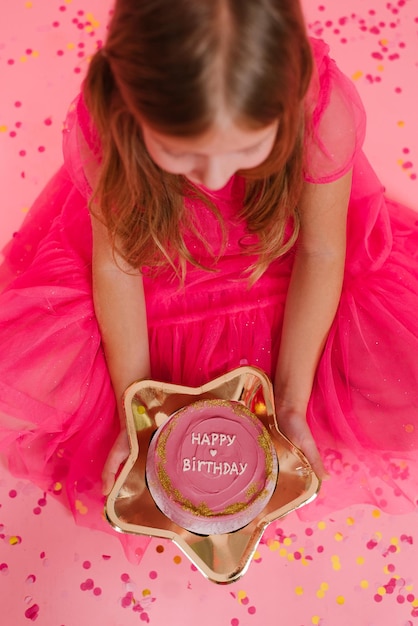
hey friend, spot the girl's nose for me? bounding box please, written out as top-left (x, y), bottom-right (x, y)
top-left (195, 157), bottom-right (234, 191)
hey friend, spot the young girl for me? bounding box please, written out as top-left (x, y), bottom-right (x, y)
top-left (1, 0), bottom-right (418, 561)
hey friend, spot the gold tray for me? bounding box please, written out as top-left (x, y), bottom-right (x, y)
top-left (105, 366), bottom-right (320, 584)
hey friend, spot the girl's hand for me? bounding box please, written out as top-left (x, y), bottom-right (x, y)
top-left (102, 428), bottom-right (130, 495)
top-left (275, 408), bottom-right (329, 481)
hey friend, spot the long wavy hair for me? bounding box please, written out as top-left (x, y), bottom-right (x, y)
top-left (83, 0), bottom-right (313, 281)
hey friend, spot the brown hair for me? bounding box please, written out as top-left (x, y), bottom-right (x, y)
top-left (83, 0), bottom-right (313, 281)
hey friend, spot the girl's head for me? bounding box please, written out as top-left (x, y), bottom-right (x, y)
top-left (84, 0), bottom-right (313, 276)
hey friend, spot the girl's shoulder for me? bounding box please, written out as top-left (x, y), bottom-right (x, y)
top-left (304, 37), bottom-right (367, 184)
top-left (62, 91), bottom-right (101, 197)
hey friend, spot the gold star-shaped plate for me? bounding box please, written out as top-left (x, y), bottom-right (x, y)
top-left (105, 366), bottom-right (320, 584)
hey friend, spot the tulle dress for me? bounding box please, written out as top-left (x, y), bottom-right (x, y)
top-left (1, 38), bottom-right (418, 561)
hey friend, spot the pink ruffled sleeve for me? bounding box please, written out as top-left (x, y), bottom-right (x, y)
top-left (303, 38), bottom-right (367, 184)
top-left (62, 92), bottom-right (102, 198)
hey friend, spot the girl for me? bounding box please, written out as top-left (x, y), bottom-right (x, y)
top-left (1, 0), bottom-right (418, 561)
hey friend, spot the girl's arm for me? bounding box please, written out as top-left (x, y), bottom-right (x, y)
top-left (274, 169), bottom-right (352, 479)
top-left (91, 212), bottom-right (151, 493)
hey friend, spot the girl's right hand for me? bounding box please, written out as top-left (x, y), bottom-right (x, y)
top-left (102, 428), bottom-right (130, 495)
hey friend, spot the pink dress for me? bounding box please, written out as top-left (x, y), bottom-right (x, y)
top-left (1, 39), bottom-right (418, 560)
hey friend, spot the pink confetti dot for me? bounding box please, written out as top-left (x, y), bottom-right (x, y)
top-left (83, 561), bottom-right (91, 569)
top-left (397, 595), bottom-right (405, 603)
top-left (121, 573), bottom-right (130, 582)
top-left (52, 21), bottom-right (60, 27)
top-left (248, 606), bottom-right (256, 615)
top-left (57, 50), bottom-right (64, 56)
top-left (93, 587), bottom-right (102, 596)
top-left (149, 571), bottom-right (158, 580)
top-left (59, 5), bottom-right (67, 11)
top-left (40, 552), bottom-right (46, 559)
top-left (38, 497), bottom-right (47, 506)
top-left (0, 563), bottom-right (9, 574)
top-left (102, 555), bottom-right (111, 560)
top-left (305, 527), bottom-right (313, 536)
top-left (374, 594), bottom-right (383, 603)
top-left (407, 594), bottom-right (415, 602)
top-left (25, 605), bottom-right (40, 621)
top-left (19, 150), bottom-right (26, 157)
top-left (317, 545), bottom-right (324, 553)
top-left (7, 59), bottom-right (15, 65)
top-left (33, 507), bottom-right (42, 515)
top-left (15, 101), bottom-right (22, 108)
top-left (26, 575), bottom-right (36, 584)
top-left (9, 490), bottom-right (17, 498)
top-left (231, 620), bottom-right (239, 626)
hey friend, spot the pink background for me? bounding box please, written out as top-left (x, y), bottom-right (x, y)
top-left (1, 1), bottom-right (418, 624)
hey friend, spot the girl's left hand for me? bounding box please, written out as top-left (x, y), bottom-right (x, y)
top-left (275, 408), bottom-right (329, 481)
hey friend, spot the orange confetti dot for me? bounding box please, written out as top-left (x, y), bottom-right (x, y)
top-left (405, 424), bottom-right (415, 434)
top-left (173, 555), bottom-right (182, 564)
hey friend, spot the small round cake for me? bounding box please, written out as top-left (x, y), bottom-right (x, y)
top-left (146, 399), bottom-right (278, 534)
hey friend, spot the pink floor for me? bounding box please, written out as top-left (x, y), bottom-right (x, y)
top-left (1, 1), bottom-right (418, 625)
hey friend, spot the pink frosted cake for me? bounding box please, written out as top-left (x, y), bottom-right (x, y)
top-left (146, 399), bottom-right (278, 534)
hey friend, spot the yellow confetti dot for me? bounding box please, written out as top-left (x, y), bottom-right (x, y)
top-left (398, 121), bottom-right (405, 127)
top-left (356, 556), bottom-right (365, 565)
top-left (390, 537), bottom-right (399, 546)
top-left (137, 405), bottom-right (146, 414)
top-left (295, 586), bottom-right (304, 596)
top-left (318, 521), bottom-right (326, 530)
top-left (317, 590), bottom-right (325, 599)
top-left (9, 536), bottom-right (20, 545)
top-left (377, 64), bottom-right (384, 72)
top-left (20, 56), bottom-right (28, 63)
top-left (360, 580), bottom-right (369, 589)
top-left (312, 616), bottom-right (321, 625)
top-left (283, 537), bottom-right (292, 546)
top-left (352, 70), bottom-right (363, 81)
top-left (279, 548), bottom-right (287, 558)
top-left (287, 553), bottom-right (295, 562)
top-left (336, 596), bottom-right (345, 605)
top-left (253, 550), bottom-right (261, 561)
top-left (67, 42), bottom-right (76, 50)
top-left (320, 583), bottom-right (329, 591)
top-left (377, 586), bottom-right (386, 596)
top-left (22, 206), bottom-right (29, 214)
top-left (142, 589), bottom-right (151, 597)
top-left (75, 500), bottom-right (88, 515)
top-left (372, 509), bottom-right (381, 518)
top-left (65, 0), bottom-right (73, 4)
top-left (412, 599), bottom-right (418, 608)
top-left (0, 125), bottom-right (7, 133)
top-left (380, 38), bottom-right (389, 45)
top-left (346, 517), bottom-right (355, 526)
top-left (237, 590), bottom-right (247, 602)
top-left (254, 402), bottom-right (266, 415)
top-left (331, 556), bottom-right (341, 571)
top-left (25, 1), bottom-right (33, 7)
top-left (268, 540), bottom-right (280, 551)
top-left (334, 532), bottom-right (344, 542)
top-left (301, 558), bottom-right (310, 566)
top-left (32, 51), bottom-right (39, 58)
top-left (173, 555), bottom-right (182, 564)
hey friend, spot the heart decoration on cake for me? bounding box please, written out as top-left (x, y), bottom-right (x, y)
top-left (105, 366), bottom-right (321, 584)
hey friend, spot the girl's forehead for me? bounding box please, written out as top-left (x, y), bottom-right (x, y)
top-left (141, 119), bottom-right (279, 156)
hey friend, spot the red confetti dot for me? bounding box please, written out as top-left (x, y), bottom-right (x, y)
top-left (156, 545), bottom-right (164, 553)
top-left (25, 604), bottom-right (40, 621)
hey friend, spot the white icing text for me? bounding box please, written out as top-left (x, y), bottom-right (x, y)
top-left (191, 432), bottom-right (236, 446)
top-left (183, 458), bottom-right (247, 476)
